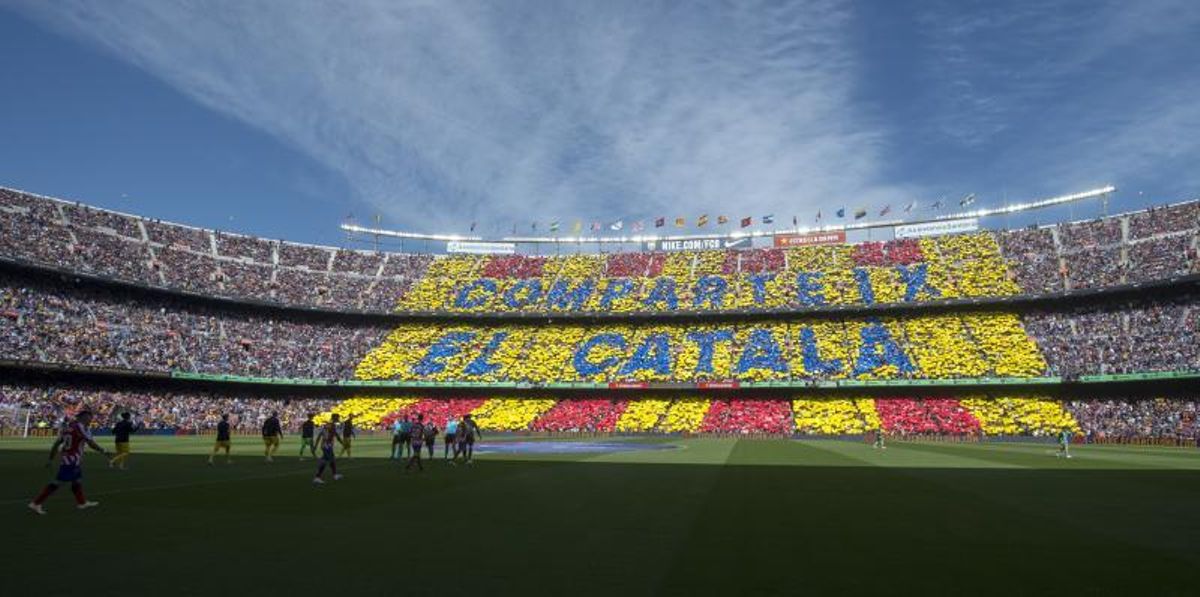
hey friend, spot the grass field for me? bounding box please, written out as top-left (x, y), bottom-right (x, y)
top-left (4, 435), bottom-right (1199, 596)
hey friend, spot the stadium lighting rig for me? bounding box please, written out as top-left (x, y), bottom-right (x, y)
top-left (340, 185), bottom-right (1116, 246)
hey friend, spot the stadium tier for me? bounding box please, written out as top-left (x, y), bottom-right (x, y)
top-left (4, 381), bottom-right (1199, 443)
top-left (1, 187), bottom-right (1197, 314)
top-left (3, 266), bottom-right (1196, 381)
top-left (2, 186), bottom-right (1199, 441)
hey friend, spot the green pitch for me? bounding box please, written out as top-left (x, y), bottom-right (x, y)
top-left (4, 436), bottom-right (1199, 596)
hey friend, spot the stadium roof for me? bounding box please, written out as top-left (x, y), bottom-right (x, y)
top-left (341, 186), bottom-right (1116, 245)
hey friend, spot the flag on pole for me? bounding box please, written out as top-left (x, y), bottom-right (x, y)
top-left (816, 209), bottom-right (822, 222)
top-left (572, 220), bottom-right (582, 233)
top-left (854, 207), bottom-right (867, 220)
top-left (930, 198), bottom-right (944, 210)
top-left (762, 214), bottom-right (774, 224)
top-left (880, 204), bottom-right (892, 216)
top-left (836, 207), bottom-right (845, 218)
top-left (740, 216), bottom-right (752, 228)
top-left (591, 221), bottom-right (601, 231)
top-left (903, 201), bottom-right (915, 213)
top-left (697, 214), bottom-right (709, 227)
top-left (632, 220), bottom-right (644, 232)
top-left (550, 221), bottom-right (560, 232)
top-left (959, 193), bottom-right (976, 207)
top-left (792, 215), bottom-right (798, 226)
top-left (675, 217), bottom-right (686, 228)
top-left (470, 222), bottom-right (477, 232)
top-left (717, 215), bottom-right (729, 225)
top-left (532, 222), bottom-right (537, 231)
top-left (610, 220), bottom-right (624, 231)
top-left (655, 217), bottom-right (665, 228)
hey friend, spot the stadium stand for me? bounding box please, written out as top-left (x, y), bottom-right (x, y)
top-left (2, 186), bottom-right (1199, 441)
top-left (2, 187), bottom-right (1196, 315)
top-left (529, 398), bottom-right (628, 433)
top-left (5, 381), bottom-right (1194, 443)
top-left (0, 381), bottom-right (333, 434)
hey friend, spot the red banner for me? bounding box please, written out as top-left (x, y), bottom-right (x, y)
top-left (608, 382), bottom-right (649, 389)
top-left (697, 381), bottom-right (740, 390)
top-left (773, 230), bottom-right (846, 247)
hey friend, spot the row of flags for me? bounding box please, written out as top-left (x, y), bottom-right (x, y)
top-left (466, 194), bottom-right (978, 234)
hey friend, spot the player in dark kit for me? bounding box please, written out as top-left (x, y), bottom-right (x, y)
top-left (208, 414), bottom-right (233, 465)
top-left (262, 412), bottom-right (283, 463)
top-left (108, 411), bottom-right (141, 470)
top-left (28, 409), bottom-right (108, 515)
top-left (423, 420), bottom-right (438, 459)
top-left (313, 414), bottom-right (345, 484)
top-left (339, 416), bottom-right (355, 458)
top-left (298, 413), bottom-right (317, 460)
top-left (454, 413), bottom-right (482, 465)
top-left (406, 414), bottom-right (426, 472)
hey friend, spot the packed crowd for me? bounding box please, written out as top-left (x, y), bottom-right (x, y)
top-left (316, 393), bottom-right (1190, 436)
top-left (873, 398), bottom-right (981, 435)
top-left (698, 399), bottom-right (793, 434)
top-left (1125, 235), bottom-right (1193, 284)
top-left (1024, 293), bottom-right (1199, 376)
top-left (959, 395), bottom-right (1080, 436)
top-left (355, 311), bottom-right (1047, 383)
top-left (4, 266), bottom-right (1197, 384)
top-left (5, 383), bottom-right (1197, 440)
top-left (397, 233), bottom-right (1020, 314)
top-left (1129, 202), bottom-right (1200, 239)
top-left (0, 270), bottom-right (390, 378)
top-left (3, 188), bottom-right (1197, 315)
top-left (1067, 398), bottom-right (1200, 441)
top-left (0, 382), bottom-right (334, 434)
top-left (0, 188), bottom-right (431, 311)
top-left (530, 398), bottom-right (629, 432)
top-left (999, 203), bottom-right (1198, 293)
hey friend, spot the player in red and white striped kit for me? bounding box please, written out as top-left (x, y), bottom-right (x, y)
top-left (28, 409), bottom-right (109, 515)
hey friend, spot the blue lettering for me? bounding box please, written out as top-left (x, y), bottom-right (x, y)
top-left (686, 330), bottom-right (735, 374)
top-left (749, 274), bottom-right (774, 305)
top-left (896, 263), bottom-right (940, 302)
top-left (413, 331), bottom-right (475, 375)
top-left (503, 279), bottom-right (543, 309)
top-left (599, 279), bottom-right (635, 310)
top-left (573, 333), bottom-right (627, 376)
top-left (735, 329), bottom-right (789, 374)
top-left (693, 276), bottom-right (728, 308)
top-left (464, 332), bottom-right (509, 376)
top-left (795, 272), bottom-right (826, 306)
top-left (798, 327), bottom-right (842, 376)
top-left (546, 279), bottom-right (595, 311)
top-left (853, 268), bottom-right (875, 305)
top-left (642, 278), bottom-right (679, 310)
top-left (453, 280), bottom-right (497, 309)
top-left (617, 333), bottom-right (672, 376)
top-left (852, 321), bottom-right (914, 376)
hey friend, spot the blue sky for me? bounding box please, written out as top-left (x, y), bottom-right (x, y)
top-left (1, 1), bottom-right (1198, 246)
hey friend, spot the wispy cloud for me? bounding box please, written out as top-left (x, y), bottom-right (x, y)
top-left (12, 0), bottom-right (911, 231)
top-left (914, 0), bottom-right (1200, 197)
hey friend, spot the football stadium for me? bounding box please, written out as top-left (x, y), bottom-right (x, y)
top-left (3, 3), bottom-right (1200, 596)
